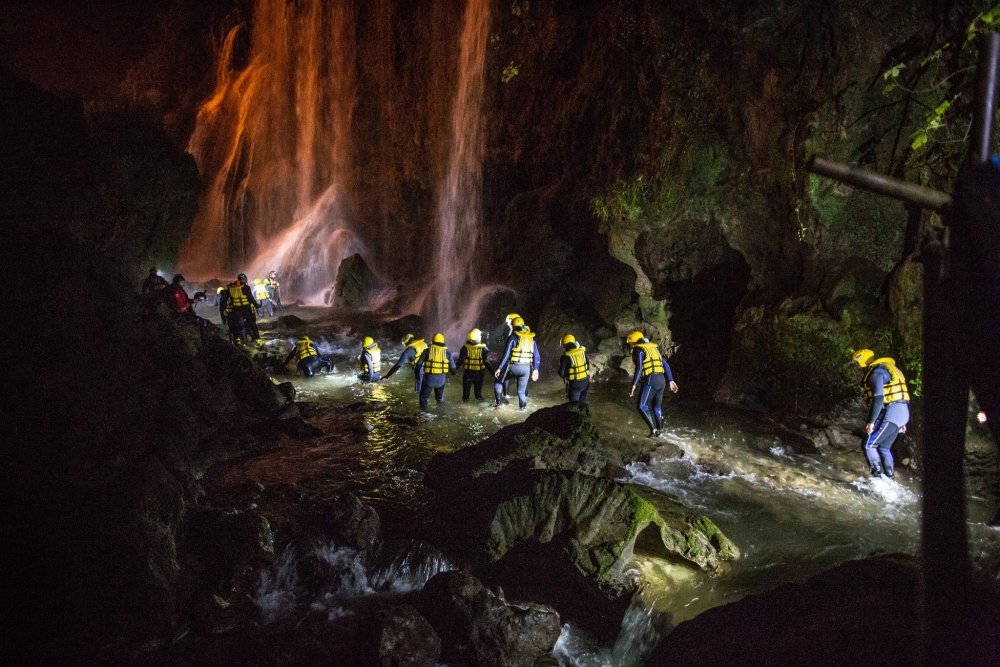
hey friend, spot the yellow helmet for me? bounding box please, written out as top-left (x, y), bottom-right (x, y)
top-left (433, 333), bottom-right (445, 344)
top-left (216, 286), bottom-right (225, 294)
top-left (401, 333), bottom-right (415, 346)
top-left (467, 328), bottom-right (482, 342)
top-left (299, 336), bottom-right (312, 343)
top-left (626, 331), bottom-right (644, 346)
top-left (560, 334), bottom-right (576, 347)
top-left (511, 316), bottom-right (525, 329)
top-left (505, 313), bottom-right (520, 324)
top-left (851, 349), bottom-right (875, 368)
top-left (362, 336), bottom-right (376, 349)
top-left (254, 278), bottom-right (262, 284)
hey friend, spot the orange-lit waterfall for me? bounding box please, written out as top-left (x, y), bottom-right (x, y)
top-left (179, 0), bottom-right (358, 303)
top-left (430, 0), bottom-right (491, 339)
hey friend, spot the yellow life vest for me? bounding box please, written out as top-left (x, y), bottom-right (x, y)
top-left (360, 347), bottom-right (381, 372)
top-left (635, 342), bottom-right (665, 376)
top-left (564, 345), bottom-right (589, 381)
top-left (424, 344), bottom-right (449, 374)
top-left (296, 339), bottom-right (318, 361)
top-left (267, 277), bottom-right (280, 288)
top-left (407, 339), bottom-right (428, 367)
top-left (228, 284), bottom-right (250, 307)
top-left (863, 357), bottom-right (910, 404)
top-left (253, 283), bottom-right (270, 300)
top-left (512, 330), bottom-right (536, 364)
top-left (463, 343), bottom-right (487, 371)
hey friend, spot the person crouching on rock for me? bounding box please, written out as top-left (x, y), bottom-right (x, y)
top-left (415, 333), bottom-right (456, 409)
top-left (494, 316), bottom-right (539, 410)
top-left (358, 336), bottom-right (382, 383)
top-left (626, 331), bottom-right (678, 437)
top-left (383, 333), bottom-right (428, 392)
top-left (284, 336), bottom-right (332, 377)
top-left (850, 349), bottom-right (910, 479)
top-left (166, 274), bottom-right (212, 338)
top-left (457, 328), bottom-right (493, 401)
top-left (558, 333), bottom-right (590, 404)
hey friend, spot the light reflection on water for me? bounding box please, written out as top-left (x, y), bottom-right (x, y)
top-left (262, 330), bottom-right (1000, 663)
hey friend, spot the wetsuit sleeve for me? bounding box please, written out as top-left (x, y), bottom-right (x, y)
top-left (365, 352), bottom-right (376, 376)
top-left (632, 349), bottom-right (644, 388)
top-left (483, 346), bottom-right (494, 374)
top-left (532, 342), bottom-right (540, 371)
top-left (663, 359), bottom-right (674, 383)
top-left (497, 336), bottom-right (517, 374)
top-left (456, 346), bottom-right (467, 367)
top-left (283, 349), bottom-right (297, 366)
top-left (447, 351), bottom-right (457, 375)
top-left (867, 367), bottom-right (888, 424)
top-left (244, 285), bottom-right (260, 309)
top-left (558, 354), bottom-right (570, 380)
top-left (384, 347), bottom-right (413, 378)
top-left (414, 349), bottom-right (428, 373)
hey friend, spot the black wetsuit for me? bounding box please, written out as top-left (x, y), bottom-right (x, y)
top-left (415, 344), bottom-right (457, 409)
top-left (631, 344), bottom-right (674, 433)
top-left (558, 343), bottom-right (590, 404)
top-left (457, 342), bottom-right (493, 401)
top-left (494, 330), bottom-right (539, 409)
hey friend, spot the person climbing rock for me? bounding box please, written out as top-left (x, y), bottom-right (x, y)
top-left (850, 349), bottom-right (910, 479)
top-left (494, 316), bottom-right (539, 410)
top-left (627, 331), bottom-right (677, 437)
top-left (358, 336), bottom-right (382, 383)
top-left (284, 336), bottom-right (332, 377)
top-left (457, 328), bottom-right (493, 401)
top-left (266, 270), bottom-right (284, 313)
top-left (558, 333), bottom-right (590, 404)
top-left (141, 267), bottom-right (168, 295)
top-left (220, 273), bottom-right (260, 346)
top-left (384, 333), bottom-right (428, 391)
top-left (253, 278), bottom-right (274, 318)
top-left (415, 333), bottom-right (456, 409)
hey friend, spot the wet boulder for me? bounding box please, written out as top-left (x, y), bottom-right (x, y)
top-left (333, 253), bottom-right (386, 309)
top-left (646, 555), bottom-right (1000, 667)
top-left (183, 507), bottom-right (276, 589)
top-left (373, 605), bottom-right (441, 667)
top-left (417, 571), bottom-right (560, 667)
top-left (324, 493), bottom-right (381, 551)
top-left (190, 591), bottom-right (261, 634)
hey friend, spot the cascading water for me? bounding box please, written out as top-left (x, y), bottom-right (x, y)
top-left (430, 0), bottom-right (491, 340)
top-left (179, 0), bottom-right (358, 302)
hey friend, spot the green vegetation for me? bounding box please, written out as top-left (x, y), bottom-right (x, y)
top-left (501, 61), bottom-right (520, 84)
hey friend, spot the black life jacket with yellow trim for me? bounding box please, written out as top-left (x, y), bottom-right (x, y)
top-left (407, 339), bottom-right (428, 367)
top-left (511, 330), bottom-right (536, 364)
top-left (296, 339), bottom-right (318, 361)
top-left (228, 283), bottom-right (250, 307)
top-left (360, 347), bottom-right (381, 372)
top-left (424, 344), bottom-right (449, 374)
top-left (564, 345), bottom-right (589, 381)
top-left (863, 357), bottom-right (910, 404)
top-left (635, 342), bottom-right (665, 377)
top-left (463, 343), bottom-right (487, 371)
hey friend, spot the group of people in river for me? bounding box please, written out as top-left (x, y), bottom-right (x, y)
top-left (284, 312), bottom-right (681, 437)
top-left (147, 269), bottom-right (912, 473)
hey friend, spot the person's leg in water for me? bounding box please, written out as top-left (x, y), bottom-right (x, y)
top-left (299, 356), bottom-right (321, 377)
top-left (510, 365), bottom-right (530, 410)
top-left (865, 419), bottom-right (900, 478)
top-left (419, 380), bottom-right (433, 410)
top-left (434, 385), bottom-right (445, 404)
top-left (472, 370), bottom-right (484, 400)
top-left (567, 379), bottom-right (589, 403)
top-left (493, 378), bottom-right (505, 408)
top-left (318, 357), bottom-right (333, 374)
top-left (463, 371), bottom-right (474, 401)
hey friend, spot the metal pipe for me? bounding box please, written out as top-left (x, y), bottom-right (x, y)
top-left (968, 32), bottom-right (1000, 166)
top-left (808, 156), bottom-right (951, 211)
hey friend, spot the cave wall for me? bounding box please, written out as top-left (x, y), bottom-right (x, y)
top-left (481, 0), bottom-right (987, 412)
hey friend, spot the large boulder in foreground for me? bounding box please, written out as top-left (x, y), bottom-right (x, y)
top-left (647, 555), bottom-right (1000, 667)
top-left (425, 403), bottom-right (738, 639)
top-left (417, 571), bottom-right (561, 667)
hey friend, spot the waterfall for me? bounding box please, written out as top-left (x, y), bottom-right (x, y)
top-left (431, 0), bottom-right (491, 340)
top-left (179, 0), bottom-right (358, 303)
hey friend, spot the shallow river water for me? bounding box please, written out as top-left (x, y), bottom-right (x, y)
top-left (238, 312), bottom-right (1000, 666)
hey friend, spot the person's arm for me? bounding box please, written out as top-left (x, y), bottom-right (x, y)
top-left (456, 346), bottom-right (468, 368)
top-left (384, 347), bottom-right (413, 378)
top-left (532, 342), bottom-right (540, 370)
top-left (365, 352), bottom-right (376, 377)
top-left (866, 368), bottom-right (887, 429)
top-left (558, 354), bottom-right (570, 381)
top-left (448, 351), bottom-right (457, 375)
top-left (494, 337), bottom-right (516, 378)
top-left (483, 346), bottom-right (494, 374)
top-left (244, 285), bottom-right (260, 309)
top-left (663, 358), bottom-right (678, 392)
top-left (631, 349), bottom-right (644, 391)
